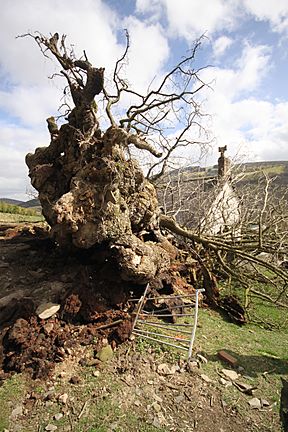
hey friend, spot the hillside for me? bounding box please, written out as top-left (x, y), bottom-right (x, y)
top-left (0, 198), bottom-right (40, 208)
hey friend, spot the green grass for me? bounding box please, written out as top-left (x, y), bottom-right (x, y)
top-left (0, 211), bottom-right (44, 223)
top-left (194, 308), bottom-right (288, 414)
top-left (0, 374), bottom-right (27, 430)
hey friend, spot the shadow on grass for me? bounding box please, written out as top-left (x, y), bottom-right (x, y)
top-left (204, 349), bottom-right (288, 377)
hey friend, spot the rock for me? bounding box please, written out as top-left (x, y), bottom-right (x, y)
top-left (134, 400), bottom-right (141, 407)
top-left (54, 413), bottom-right (63, 421)
top-left (45, 425), bottom-right (57, 431)
top-left (70, 376), bottom-right (81, 385)
top-left (221, 368), bottom-right (238, 381)
top-left (58, 393), bottom-right (68, 404)
top-left (36, 303), bottom-right (60, 319)
top-left (152, 402), bottom-right (162, 412)
top-left (157, 363), bottom-right (170, 375)
top-left (153, 394), bottom-right (163, 403)
top-left (43, 323), bottom-right (54, 334)
top-left (175, 395), bottom-right (185, 403)
top-left (196, 353), bottom-right (208, 364)
top-left (93, 370), bottom-right (100, 377)
top-left (217, 350), bottom-right (238, 367)
top-left (234, 381), bottom-right (257, 395)
top-left (200, 374), bottom-right (212, 383)
top-left (10, 405), bottom-right (23, 419)
top-left (187, 360), bottom-right (198, 370)
top-left (248, 398), bottom-right (261, 409)
top-left (157, 363), bottom-right (178, 375)
top-left (219, 377), bottom-right (228, 385)
top-left (261, 399), bottom-right (270, 407)
top-left (96, 345), bottom-right (113, 362)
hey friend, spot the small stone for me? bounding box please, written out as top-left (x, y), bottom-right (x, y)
top-left (45, 425), bottom-right (57, 431)
top-left (58, 393), bottom-right (68, 404)
top-left (36, 303), bottom-right (60, 319)
top-left (11, 405), bottom-right (23, 419)
top-left (201, 374), bottom-right (212, 383)
top-left (134, 400), bottom-right (141, 407)
top-left (234, 381), bottom-right (256, 395)
top-left (175, 395), bottom-right (185, 403)
top-left (248, 397), bottom-right (261, 409)
top-left (187, 361), bottom-right (198, 370)
top-left (153, 402), bottom-right (162, 412)
top-left (152, 416), bottom-right (162, 428)
top-left (54, 413), bottom-right (63, 421)
top-left (196, 353), bottom-right (208, 364)
top-left (70, 376), bottom-right (81, 385)
top-left (157, 363), bottom-right (170, 375)
top-left (43, 323), bottom-right (54, 334)
top-left (96, 345), bottom-right (113, 362)
top-left (135, 387), bottom-right (142, 396)
top-left (93, 370), bottom-right (100, 377)
top-left (261, 399), bottom-right (270, 407)
top-left (153, 394), bottom-right (163, 403)
top-left (157, 363), bottom-right (177, 375)
top-left (219, 377), bottom-right (227, 385)
top-left (221, 368), bottom-right (238, 381)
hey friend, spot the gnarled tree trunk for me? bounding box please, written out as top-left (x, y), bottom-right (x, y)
top-left (25, 33), bottom-right (171, 285)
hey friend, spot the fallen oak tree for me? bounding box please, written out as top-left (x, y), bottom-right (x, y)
top-left (21, 31), bottom-right (208, 287)
top-left (22, 32), bottom-right (288, 316)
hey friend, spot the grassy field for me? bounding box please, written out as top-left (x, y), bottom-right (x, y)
top-left (0, 211), bottom-right (44, 223)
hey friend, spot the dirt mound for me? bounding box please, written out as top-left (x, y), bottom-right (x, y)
top-left (0, 223), bottom-right (195, 382)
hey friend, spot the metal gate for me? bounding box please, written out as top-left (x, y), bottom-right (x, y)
top-left (130, 284), bottom-right (205, 361)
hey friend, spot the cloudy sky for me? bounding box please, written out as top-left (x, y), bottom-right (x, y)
top-left (1, 0), bottom-right (288, 200)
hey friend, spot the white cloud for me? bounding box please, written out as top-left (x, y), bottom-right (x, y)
top-left (242, 0), bottom-right (288, 33)
top-left (0, 122), bottom-right (48, 199)
top-left (0, 85), bottom-right (60, 126)
top-left (135, 0), bottom-right (163, 22)
top-left (165, 0), bottom-right (239, 40)
top-left (198, 42), bottom-right (283, 163)
top-left (135, 0), bottom-right (242, 41)
top-left (213, 36), bottom-right (233, 58)
top-left (122, 17), bottom-right (169, 93)
top-left (202, 42), bottom-right (271, 104)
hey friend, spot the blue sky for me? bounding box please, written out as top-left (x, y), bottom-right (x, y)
top-left (1, 0), bottom-right (288, 200)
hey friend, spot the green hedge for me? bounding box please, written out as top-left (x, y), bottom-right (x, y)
top-left (0, 201), bottom-right (40, 216)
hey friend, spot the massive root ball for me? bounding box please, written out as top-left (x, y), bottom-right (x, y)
top-left (26, 120), bottom-right (170, 283)
top-left (24, 32), bottom-right (175, 285)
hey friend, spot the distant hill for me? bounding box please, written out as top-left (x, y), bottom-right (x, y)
top-left (0, 198), bottom-right (40, 208)
top-left (19, 198), bottom-right (41, 208)
top-left (165, 160), bottom-right (288, 185)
